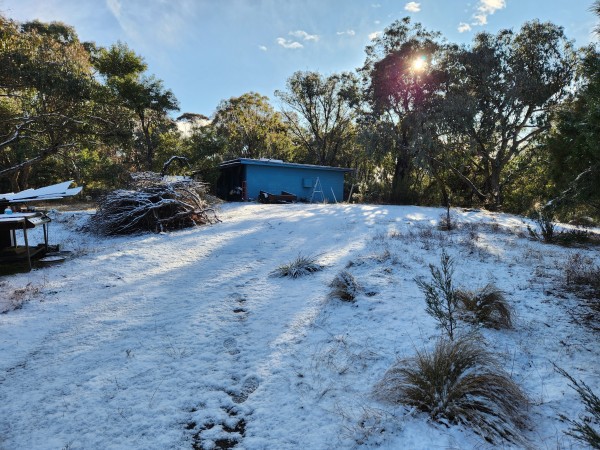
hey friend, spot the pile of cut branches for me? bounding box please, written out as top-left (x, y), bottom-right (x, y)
top-left (91, 172), bottom-right (220, 235)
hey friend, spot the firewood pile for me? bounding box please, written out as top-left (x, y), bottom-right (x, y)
top-left (91, 172), bottom-right (220, 235)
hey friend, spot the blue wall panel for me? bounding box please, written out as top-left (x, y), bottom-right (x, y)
top-left (245, 165), bottom-right (345, 202)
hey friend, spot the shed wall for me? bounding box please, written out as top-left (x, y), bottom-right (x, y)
top-left (245, 165), bottom-right (345, 202)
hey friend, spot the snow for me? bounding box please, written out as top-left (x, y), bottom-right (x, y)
top-left (0, 203), bottom-right (598, 449)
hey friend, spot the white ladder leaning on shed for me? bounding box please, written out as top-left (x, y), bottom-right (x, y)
top-left (310, 177), bottom-right (325, 203)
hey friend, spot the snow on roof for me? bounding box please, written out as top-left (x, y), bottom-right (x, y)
top-left (0, 181), bottom-right (82, 203)
top-left (219, 158), bottom-right (353, 172)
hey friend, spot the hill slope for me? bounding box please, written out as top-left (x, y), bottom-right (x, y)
top-left (0, 204), bottom-right (598, 449)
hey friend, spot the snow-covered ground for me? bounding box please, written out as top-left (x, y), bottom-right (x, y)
top-left (0, 203), bottom-right (598, 450)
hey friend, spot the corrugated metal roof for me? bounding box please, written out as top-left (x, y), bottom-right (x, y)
top-left (218, 158), bottom-right (353, 172)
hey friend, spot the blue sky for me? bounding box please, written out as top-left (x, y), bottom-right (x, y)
top-left (1, 0), bottom-right (597, 116)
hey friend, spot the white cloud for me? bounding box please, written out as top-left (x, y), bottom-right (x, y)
top-left (371, 3), bottom-right (381, 7)
top-left (374, 20), bottom-right (381, 25)
top-left (369, 31), bottom-right (382, 41)
top-left (479, 0), bottom-right (506, 14)
top-left (458, 22), bottom-right (472, 33)
top-left (276, 37), bottom-right (303, 49)
top-left (470, 0), bottom-right (506, 26)
top-left (289, 30), bottom-right (319, 41)
top-left (259, 45), bottom-right (268, 51)
top-left (473, 13), bottom-right (487, 25)
top-left (337, 29), bottom-right (356, 36)
top-left (404, 2), bottom-right (421, 13)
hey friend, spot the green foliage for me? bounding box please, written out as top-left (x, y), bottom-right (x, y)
top-left (0, 14), bottom-right (178, 191)
top-left (555, 365), bottom-right (600, 449)
top-left (415, 250), bottom-right (458, 340)
top-left (544, 45), bottom-right (600, 219)
top-left (374, 336), bottom-right (529, 444)
top-left (213, 92), bottom-right (294, 161)
top-left (527, 211), bottom-right (600, 247)
top-left (436, 21), bottom-right (576, 210)
top-left (528, 210), bottom-right (557, 243)
top-left (360, 17), bottom-right (445, 205)
top-left (276, 71), bottom-right (358, 167)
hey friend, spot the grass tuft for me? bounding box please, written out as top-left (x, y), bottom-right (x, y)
top-left (374, 336), bottom-right (528, 444)
top-left (329, 270), bottom-right (361, 302)
top-left (271, 254), bottom-right (324, 279)
top-left (554, 364), bottom-right (600, 448)
top-left (563, 253), bottom-right (600, 299)
top-left (456, 284), bottom-right (513, 329)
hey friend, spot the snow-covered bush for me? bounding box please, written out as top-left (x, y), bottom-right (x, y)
top-left (329, 270), bottom-right (361, 302)
top-left (374, 336), bottom-right (529, 444)
top-left (90, 173), bottom-right (219, 235)
top-left (456, 284), bottom-right (513, 329)
top-left (271, 254), bottom-right (324, 279)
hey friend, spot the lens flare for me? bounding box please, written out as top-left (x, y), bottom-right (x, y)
top-left (412, 55), bottom-right (427, 71)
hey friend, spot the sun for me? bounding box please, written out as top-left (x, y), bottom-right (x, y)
top-left (412, 55), bottom-right (427, 71)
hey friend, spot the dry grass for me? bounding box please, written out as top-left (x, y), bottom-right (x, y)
top-left (555, 365), bottom-right (600, 448)
top-left (456, 284), bottom-right (513, 329)
top-left (374, 336), bottom-right (528, 444)
top-left (329, 270), bottom-right (361, 302)
top-left (271, 254), bottom-right (324, 279)
top-left (563, 253), bottom-right (600, 299)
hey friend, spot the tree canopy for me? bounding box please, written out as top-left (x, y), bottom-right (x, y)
top-left (0, 10), bottom-right (598, 222)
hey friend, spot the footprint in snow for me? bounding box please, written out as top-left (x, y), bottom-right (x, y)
top-left (230, 376), bottom-right (260, 404)
top-left (223, 337), bottom-right (240, 355)
top-left (229, 292), bottom-right (247, 303)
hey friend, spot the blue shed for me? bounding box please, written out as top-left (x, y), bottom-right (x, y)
top-left (217, 158), bottom-right (352, 202)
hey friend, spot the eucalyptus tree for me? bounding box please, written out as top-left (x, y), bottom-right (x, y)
top-left (359, 17), bottom-right (446, 204)
top-left (94, 42), bottom-right (179, 171)
top-left (438, 21), bottom-right (577, 209)
top-left (212, 92), bottom-right (293, 160)
top-left (275, 71), bottom-right (358, 167)
top-left (542, 4), bottom-right (600, 217)
top-left (0, 16), bottom-right (128, 190)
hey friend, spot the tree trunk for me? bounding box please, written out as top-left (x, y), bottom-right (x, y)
top-left (390, 129), bottom-right (414, 204)
top-left (488, 161), bottom-right (503, 210)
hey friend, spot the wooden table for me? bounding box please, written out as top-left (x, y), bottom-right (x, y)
top-left (0, 213), bottom-right (50, 271)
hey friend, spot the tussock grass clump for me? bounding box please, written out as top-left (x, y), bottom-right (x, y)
top-left (374, 336), bottom-right (528, 444)
top-left (456, 284), bottom-right (513, 329)
top-left (271, 254), bottom-right (324, 278)
top-left (329, 270), bottom-right (361, 302)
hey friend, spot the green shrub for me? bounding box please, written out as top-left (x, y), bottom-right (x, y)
top-left (374, 336), bottom-right (528, 444)
top-left (415, 250), bottom-right (459, 340)
top-left (528, 210), bottom-right (556, 243)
